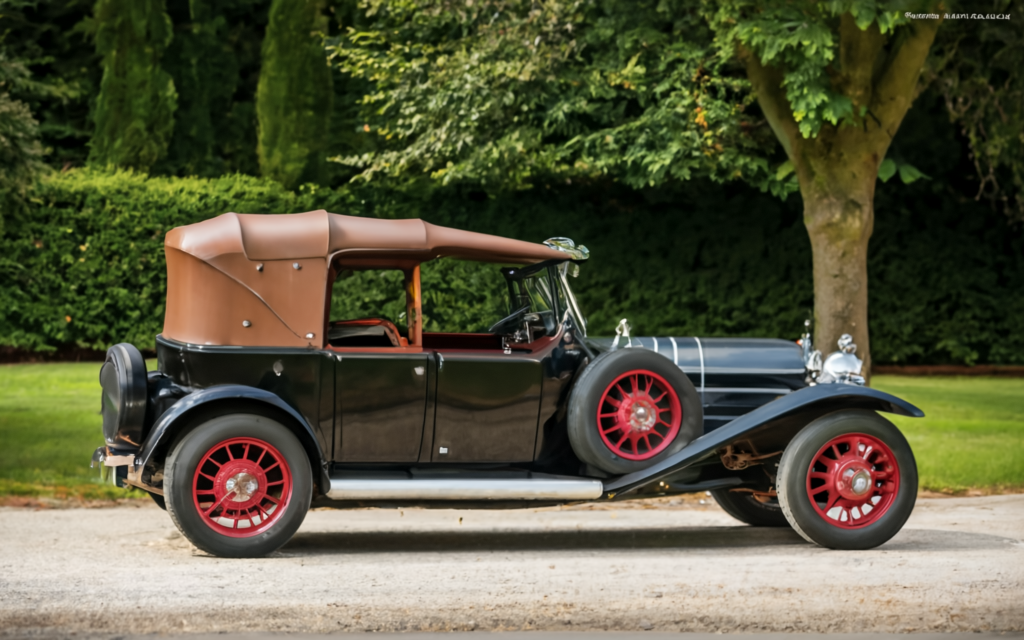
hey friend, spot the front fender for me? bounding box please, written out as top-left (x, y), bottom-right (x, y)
top-left (602, 384), bottom-right (923, 497)
top-left (134, 385), bottom-right (328, 492)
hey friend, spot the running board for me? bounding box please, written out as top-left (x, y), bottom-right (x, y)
top-left (326, 476), bottom-right (604, 501)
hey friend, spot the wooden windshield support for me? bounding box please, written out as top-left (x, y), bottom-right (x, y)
top-left (404, 265), bottom-right (422, 346)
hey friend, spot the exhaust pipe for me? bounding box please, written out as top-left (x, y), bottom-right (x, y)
top-left (327, 476), bottom-right (604, 501)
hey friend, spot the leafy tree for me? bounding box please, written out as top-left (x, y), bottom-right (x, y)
top-left (928, 0), bottom-right (1024, 218)
top-left (161, 0), bottom-right (269, 177)
top-left (328, 1), bottom-right (781, 191)
top-left (713, 1), bottom-right (942, 375)
top-left (256, 0), bottom-right (333, 188)
top-left (88, 0), bottom-right (178, 171)
top-left (161, 0), bottom-right (242, 176)
top-left (327, 0), bottom-right (1023, 375)
top-left (0, 0), bottom-right (98, 169)
top-left (0, 6), bottom-right (49, 236)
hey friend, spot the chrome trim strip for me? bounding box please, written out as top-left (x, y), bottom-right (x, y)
top-left (702, 387), bottom-right (793, 395)
top-left (702, 367), bottom-right (806, 375)
top-left (326, 478), bottom-right (604, 501)
top-left (694, 336), bottom-right (705, 402)
top-left (670, 336), bottom-right (678, 365)
top-left (653, 336), bottom-right (659, 356)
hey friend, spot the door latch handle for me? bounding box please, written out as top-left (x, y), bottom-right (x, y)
top-left (437, 353), bottom-right (444, 372)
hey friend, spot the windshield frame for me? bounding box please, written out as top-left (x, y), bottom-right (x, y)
top-left (556, 262), bottom-right (587, 337)
top-left (500, 259), bottom-right (587, 338)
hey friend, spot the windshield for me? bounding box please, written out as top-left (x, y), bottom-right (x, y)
top-left (508, 268), bottom-right (556, 337)
top-left (501, 262), bottom-right (587, 339)
top-left (511, 270), bottom-right (555, 315)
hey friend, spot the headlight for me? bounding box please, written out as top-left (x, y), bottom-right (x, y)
top-left (822, 352), bottom-right (863, 379)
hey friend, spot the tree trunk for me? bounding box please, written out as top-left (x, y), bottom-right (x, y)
top-left (739, 15), bottom-right (941, 385)
top-left (802, 178), bottom-right (875, 380)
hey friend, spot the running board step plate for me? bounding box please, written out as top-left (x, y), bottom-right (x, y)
top-left (327, 477), bottom-right (604, 501)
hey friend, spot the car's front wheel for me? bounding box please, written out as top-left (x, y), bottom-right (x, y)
top-left (777, 410), bottom-right (917, 550)
top-left (164, 413), bottom-right (312, 558)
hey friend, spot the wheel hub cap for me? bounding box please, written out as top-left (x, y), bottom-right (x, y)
top-left (225, 472), bottom-right (260, 501)
top-left (839, 468), bottom-right (872, 497)
top-left (628, 400), bottom-right (657, 432)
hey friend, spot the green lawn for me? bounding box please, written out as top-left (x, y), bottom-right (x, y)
top-left (0, 363), bottom-right (1021, 498)
top-left (873, 375), bottom-right (1024, 493)
top-left (0, 362), bottom-right (138, 499)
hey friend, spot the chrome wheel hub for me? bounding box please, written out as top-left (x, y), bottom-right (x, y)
top-left (838, 467), bottom-right (872, 498)
top-left (850, 470), bottom-right (871, 495)
top-left (225, 473), bottom-right (259, 501)
top-left (628, 399), bottom-right (657, 432)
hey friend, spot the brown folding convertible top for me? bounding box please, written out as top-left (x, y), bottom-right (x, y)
top-left (163, 210), bottom-right (570, 348)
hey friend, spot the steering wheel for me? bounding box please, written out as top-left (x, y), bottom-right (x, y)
top-left (488, 304), bottom-right (531, 336)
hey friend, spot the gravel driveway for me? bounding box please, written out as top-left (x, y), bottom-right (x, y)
top-left (1, 494), bottom-right (1021, 635)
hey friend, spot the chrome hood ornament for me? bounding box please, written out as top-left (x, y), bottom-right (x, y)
top-left (543, 237), bottom-right (590, 261)
top-left (800, 320), bottom-right (865, 386)
top-left (611, 318), bottom-right (632, 350)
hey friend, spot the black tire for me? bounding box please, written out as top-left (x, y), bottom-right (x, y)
top-left (777, 410), bottom-right (917, 550)
top-left (568, 348), bottom-right (702, 475)
top-left (165, 413), bottom-right (312, 558)
top-left (711, 489), bottom-right (789, 527)
top-left (148, 491), bottom-right (167, 510)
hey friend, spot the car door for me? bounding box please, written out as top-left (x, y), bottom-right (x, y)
top-left (333, 352), bottom-right (429, 462)
top-left (429, 352), bottom-right (543, 462)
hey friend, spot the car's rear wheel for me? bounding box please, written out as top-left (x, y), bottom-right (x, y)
top-left (711, 488), bottom-right (789, 527)
top-left (165, 413), bottom-right (311, 558)
top-left (568, 348), bottom-right (701, 474)
top-left (777, 410), bottom-right (917, 550)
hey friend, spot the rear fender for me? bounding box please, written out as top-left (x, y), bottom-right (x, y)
top-left (602, 384), bottom-right (923, 498)
top-left (134, 385), bottom-right (329, 493)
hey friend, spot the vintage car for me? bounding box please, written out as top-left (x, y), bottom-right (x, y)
top-left (94, 210), bottom-right (922, 558)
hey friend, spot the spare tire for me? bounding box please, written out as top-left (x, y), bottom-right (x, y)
top-left (99, 343), bottom-right (148, 449)
top-left (568, 348), bottom-right (702, 474)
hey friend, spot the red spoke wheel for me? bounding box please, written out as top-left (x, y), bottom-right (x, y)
top-left (596, 370), bottom-right (681, 461)
top-left (568, 348), bottom-right (702, 475)
top-left (777, 410), bottom-right (917, 550)
top-left (806, 433), bottom-right (899, 529)
top-left (165, 413), bottom-right (312, 558)
top-left (192, 437), bottom-right (293, 538)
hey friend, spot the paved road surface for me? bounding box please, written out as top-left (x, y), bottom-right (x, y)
top-left (1, 495), bottom-right (1021, 636)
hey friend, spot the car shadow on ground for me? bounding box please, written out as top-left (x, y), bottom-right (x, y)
top-left (278, 525), bottom-right (1018, 556)
top-left (282, 525), bottom-right (800, 555)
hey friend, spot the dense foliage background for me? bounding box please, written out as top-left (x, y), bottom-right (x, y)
top-left (3, 90), bottom-right (1022, 364)
top-left (0, 0), bottom-right (1020, 365)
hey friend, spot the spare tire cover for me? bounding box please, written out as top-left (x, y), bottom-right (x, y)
top-left (100, 343), bottom-right (148, 449)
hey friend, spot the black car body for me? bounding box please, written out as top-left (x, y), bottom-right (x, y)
top-left (94, 211), bottom-right (923, 557)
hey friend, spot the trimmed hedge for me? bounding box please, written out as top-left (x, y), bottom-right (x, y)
top-left (1, 167), bottom-right (1022, 364)
top-left (0, 169), bottom-right (357, 351)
